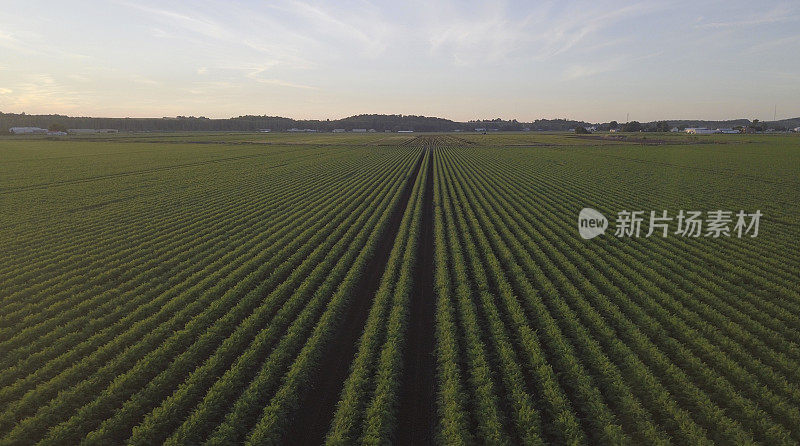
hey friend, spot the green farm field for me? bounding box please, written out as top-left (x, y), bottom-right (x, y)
top-left (1, 132), bottom-right (799, 445)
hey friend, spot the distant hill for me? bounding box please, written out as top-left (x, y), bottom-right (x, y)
top-left (0, 112), bottom-right (797, 133)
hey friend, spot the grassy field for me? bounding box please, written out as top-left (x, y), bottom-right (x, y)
top-left (1, 132), bottom-right (799, 444)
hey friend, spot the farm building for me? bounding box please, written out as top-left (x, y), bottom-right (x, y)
top-left (685, 127), bottom-right (715, 134)
top-left (9, 127), bottom-right (47, 134)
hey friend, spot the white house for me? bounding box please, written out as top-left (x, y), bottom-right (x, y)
top-left (685, 127), bottom-right (715, 134)
top-left (10, 127), bottom-right (47, 134)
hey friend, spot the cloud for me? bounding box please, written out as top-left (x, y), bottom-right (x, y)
top-left (7, 74), bottom-right (85, 111)
top-left (425, 1), bottom-right (662, 65)
top-left (695, 3), bottom-right (800, 28)
top-left (564, 56), bottom-right (626, 80)
top-left (743, 34), bottom-right (800, 54)
top-left (129, 75), bottom-right (160, 86)
top-left (242, 65), bottom-right (318, 90)
top-left (118, 1), bottom-right (230, 40)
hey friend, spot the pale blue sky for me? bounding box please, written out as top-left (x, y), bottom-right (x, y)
top-left (1, 0), bottom-right (798, 122)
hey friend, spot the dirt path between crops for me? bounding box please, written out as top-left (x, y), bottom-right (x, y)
top-left (283, 148), bottom-right (425, 445)
top-left (396, 146), bottom-right (437, 445)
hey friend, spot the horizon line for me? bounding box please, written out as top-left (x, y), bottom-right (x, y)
top-left (2, 110), bottom-right (797, 124)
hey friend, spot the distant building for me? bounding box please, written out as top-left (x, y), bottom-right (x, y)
top-left (397, 130), bottom-right (414, 133)
top-left (685, 127), bottom-right (714, 134)
top-left (47, 131), bottom-right (67, 136)
top-left (368, 129), bottom-right (376, 132)
top-left (288, 128), bottom-right (301, 132)
top-left (9, 127), bottom-right (47, 134)
top-left (68, 129), bottom-right (98, 134)
top-left (609, 128), bottom-right (619, 133)
top-left (352, 128), bottom-right (367, 133)
top-left (717, 128), bottom-right (739, 134)
top-left (474, 127), bottom-right (486, 132)
top-left (259, 129), bottom-right (271, 133)
top-left (332, 128), bottom-right (346, 133)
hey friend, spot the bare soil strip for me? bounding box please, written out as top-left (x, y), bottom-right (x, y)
top-left (396, 146), bottom-right (437, 445)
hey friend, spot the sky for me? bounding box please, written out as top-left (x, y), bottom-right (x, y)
top-left (0, 0), bottom-right (799, 123)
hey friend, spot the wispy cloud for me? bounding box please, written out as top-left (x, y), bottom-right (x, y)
top-left (129, 74), bottom-right (160, 86)
top-left (564, 56), bottom-right (626, 80)
top-left (242, 66), bottom-right (318, 90)
top-left (743, 34), bottom-right (800, 54)
top-left (286, 1), bottom-right (390, 57)
top-left (8, 74), bottom-right (85, 111)
top-left (118, 1), bottom-right (230, 40)
top-left (426, 1), bottom-right (662, 65)
top-left (695, 3), bottom-right (800, 28)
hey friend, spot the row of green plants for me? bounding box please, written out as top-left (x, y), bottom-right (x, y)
top-left (441, 144), bottom-right (799, 443)
top-left (0, 146), bottom-right (419, 444)
top-left (210, 151), bottom-right (424, 445)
